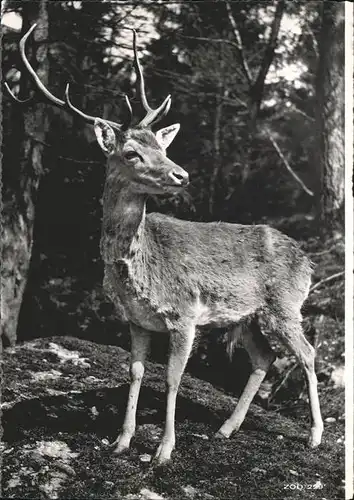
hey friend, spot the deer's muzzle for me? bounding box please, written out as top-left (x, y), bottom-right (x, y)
top-left (168, 168), bottom-right (189, 187)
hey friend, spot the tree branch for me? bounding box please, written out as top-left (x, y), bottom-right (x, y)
top-left (267, 131), bottom-right (314, 196)
top-left (309, 271), bottom-right (345, 294)
top-left (308, 242), bottom-right (342, 256)
top-left (251, 0), bottom-right (285, 114)
top-left (152, 68), bottom-right (248, 108)
top-left (26, 134), bottom-right (103, 164)
top-left (116, 5), bottom-right (139, 26)
top-left (174, 35), bottom-right (246, 83)
top-left (291, 105), bottom-right (315, 122)
top-left (178, 33), bottom-right (243, 52)
top-left (269, 362), bottom-right (298, 403)
top-left (172, 86), bottom-right (247, 110)
top-left (225, 1), bottom-right (253, 87)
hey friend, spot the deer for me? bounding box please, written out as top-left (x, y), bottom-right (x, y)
top-left (7, 24), bottom-right (323, 465)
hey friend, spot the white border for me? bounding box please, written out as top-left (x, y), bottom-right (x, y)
top-left (345, 3), bottom-right (353, 500)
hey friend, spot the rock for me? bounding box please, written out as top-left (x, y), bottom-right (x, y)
top-left (258, 381), bottom-right (273, 400)
top-left (7, 477), bottom-right (22, 489)
top-left (313, 479), bottom-right (324, 490)
top-left (182, 485), bottom-right (197, 498)
top-left (39, 471), bottom-right (67, 499)
top-left (45, 342), bottom-right (90, 368)
top-left (191, 433), bottom-right (209, 440)
top-left (251, 467), bottom-right (266, 475)
top-left (91, 406), bottom-right (99, 418)
top-left (54, 461), bottom-right (76, 476)
top-left (85, 375), bottom-right (104, 383)
top-left (31, 451), bottom-right (47, 469)
top-left (1, 402), bottom-right (13, 410)
top-left (2, 446), bottom-right (14, 454)
top-left (140, 489), bottom-right (164, 499)
top-left (330, 365), bottom-right (344, 388)
top-left (31, 370), bottom-right (62, 382)
top-left (36, 441), bottom-right (78, 460)
top-left (325, 417), bottom-right (336, 423)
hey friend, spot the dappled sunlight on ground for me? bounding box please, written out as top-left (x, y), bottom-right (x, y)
top-left (2, 336), bottom-right (344, 499)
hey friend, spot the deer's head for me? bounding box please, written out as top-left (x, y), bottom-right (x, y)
top-left (95, 122), bottom-right (187, 195)
top-left (5, 25), bottom-right (189, 195)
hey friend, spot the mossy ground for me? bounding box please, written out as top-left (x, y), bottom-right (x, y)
top-left (1, 336), bottom-right (344, 499)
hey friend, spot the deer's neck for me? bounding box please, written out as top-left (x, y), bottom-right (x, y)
top-left (102, 178), bottom-right (147, 261)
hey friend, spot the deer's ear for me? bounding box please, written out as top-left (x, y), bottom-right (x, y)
top-left (94, 118), bottom-right (117, 155)
top-left (155, 123), bottom-right (180, 150)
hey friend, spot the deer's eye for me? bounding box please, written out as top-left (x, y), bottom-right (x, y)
top-left (124, 151), bottom-right (141, 161)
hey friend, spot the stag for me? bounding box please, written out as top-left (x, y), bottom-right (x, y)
top-left (7, 24), bottom-right (323, 464)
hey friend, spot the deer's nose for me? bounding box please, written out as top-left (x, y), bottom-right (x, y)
top-left (168, 169), bottom-right (189, 186)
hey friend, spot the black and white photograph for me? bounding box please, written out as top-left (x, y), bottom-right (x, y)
top-left (1, 1), bottom-right (352, 499)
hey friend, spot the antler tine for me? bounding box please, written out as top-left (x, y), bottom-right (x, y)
top-left (124, 94), bottom-right (133, 118)
top-left (138, 94), bottom-right (171, 128)
top-left (129, 28), bottom-right (171, 128)
top-left (18, 24), bottom-right (96, 124)
top-left (19, 23), bottom-right (67, 109)
top-left (14, 24), bottom-right (129, 130)
top-left (64, 84), bottom-right (133, 131)
top-left (64, 84), bottom-right (100, 127)
top-left (131, 28), bottom-right (150, 113)
top-left (123, 94), bottom-right (133, 130)
top-left (4, 82), bottom-right (33, 104)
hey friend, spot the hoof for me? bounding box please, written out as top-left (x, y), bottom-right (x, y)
top-left (153, 455), bottom-right (171, 466)
top-left (308, 426), bottom-right (323, 448)
top-left (215, 425), bottom-right (234, 439)
top-left (214, 431), bottom-right (228, 440)
top-left (153, 443), bottom-right (174, 465)
top-left (111, 434), bottom-right (132, 455)
top-left (112, 444), bottom-right (130, 455)
top-left (308, 438), bottom-right (321, 448)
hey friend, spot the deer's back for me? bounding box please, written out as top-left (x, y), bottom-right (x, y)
top-left (146, 213), bottom-right (312, 289)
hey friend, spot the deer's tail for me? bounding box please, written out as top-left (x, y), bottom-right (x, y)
top-left (226, 323), bottom-right (245, 360)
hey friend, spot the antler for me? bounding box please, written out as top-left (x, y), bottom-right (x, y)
top-left (62, 83), bottom-right (131, 131)
top-left (130, 29), bottom-right (171, 128)
top-left (5, 24), bottom-right (132, 131)
top-left (4, 82), bottom-right (34, 104)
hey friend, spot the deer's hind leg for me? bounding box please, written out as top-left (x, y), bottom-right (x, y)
top-left (268, 310), bottom-right (323, 447)
top-left (217, 319), bottom-right (276, 439)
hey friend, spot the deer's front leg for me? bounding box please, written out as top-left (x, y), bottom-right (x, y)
top-left (154, 327), bottom-right (195, 465)
top-left (112, 323), bottom-right (151, 454)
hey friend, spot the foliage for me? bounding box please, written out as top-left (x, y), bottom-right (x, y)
top-left (145, 1), bottom-right (322, 220)
top-left (3, 1), bottom-right (323, 222)
top-left (2, 1), bottom-right (344, 413)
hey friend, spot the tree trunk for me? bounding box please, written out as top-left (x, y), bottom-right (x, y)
top-left (315, 2), bottom-right (345, 236)
top-left (1, 1), bottom-right (49, 348)
top-left (209, 85), bottom-right (228, 216)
